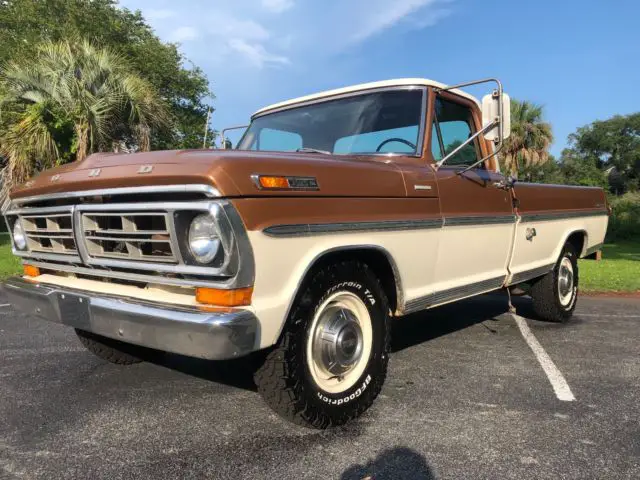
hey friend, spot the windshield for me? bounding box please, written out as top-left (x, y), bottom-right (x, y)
top-left (237, 88), bottom-right (424, 155)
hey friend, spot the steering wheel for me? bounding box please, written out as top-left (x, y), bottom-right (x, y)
top-left (375, 138), bottom-right (417, 153)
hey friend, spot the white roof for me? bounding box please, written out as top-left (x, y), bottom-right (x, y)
top-left (252, 78), bottom-right (480, 117)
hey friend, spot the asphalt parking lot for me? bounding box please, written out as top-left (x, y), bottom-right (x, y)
top-left (1, 290), bottom-right (638, 480)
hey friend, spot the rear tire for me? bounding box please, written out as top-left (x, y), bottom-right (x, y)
top-left (530, 243), bottom-right (579, 322)
top-left (254, 260), bottom-right (390, 429)
top-left (75, 329), bottom-right (144, 365)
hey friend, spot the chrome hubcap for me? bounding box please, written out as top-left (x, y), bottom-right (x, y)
top-left (313, 306), bottom-right (364, 377)
top-left (558, 257), bottom-right (575, 306)
top-left (306, 292), bottom-right (373, 393)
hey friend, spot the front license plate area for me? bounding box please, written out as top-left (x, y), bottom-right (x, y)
top-left (58, 293), bottom-right (91, 330)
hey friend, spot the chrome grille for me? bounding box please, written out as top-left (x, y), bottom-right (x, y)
top-left (20, 211), bottom-right (77, 255)
top-left (81, 212), bottom-right (176, 263)
top-left (4, 185), bottom-right (253, 290)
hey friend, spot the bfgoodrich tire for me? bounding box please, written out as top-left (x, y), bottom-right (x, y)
top-left (254, 260), bottom-right (390, 429)
top-left (530, 243), bottom-right (579, 323)
top-left (75, 329), bottom-right (144, 365)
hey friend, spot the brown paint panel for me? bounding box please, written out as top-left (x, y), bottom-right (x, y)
top-left (394, 164), bottom-right (438, 198)
top-left (514, 183), bottom-right (607, 214)
top-left (10, 150), bottom-right (408, 200)
top-left (9, 162), bottom-right (222, 199)
top-left (436, 168), bottom-right (513, 216)
top-left (232, 197), bottom-right (441, 231)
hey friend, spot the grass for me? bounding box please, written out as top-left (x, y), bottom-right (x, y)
top-left (0, 234), bottom-right (21, 279)
top-left (579, 241), bottom-right (640, 293)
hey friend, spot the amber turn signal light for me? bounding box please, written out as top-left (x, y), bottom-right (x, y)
top-left (23, 265), bottom-right (41, 277)
top-left (258, 176), bottom-right (289, 189)
top-left (196, 287), bottom-right (253, 307)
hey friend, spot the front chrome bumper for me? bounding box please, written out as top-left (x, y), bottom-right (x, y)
top-left (1, 277), bottom-right (259, 360)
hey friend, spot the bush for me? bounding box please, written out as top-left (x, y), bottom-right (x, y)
top-left (607, 192), bottom-right (640, 241)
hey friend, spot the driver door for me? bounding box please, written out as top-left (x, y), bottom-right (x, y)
top-left (429, 92), bottom-right (516, 304)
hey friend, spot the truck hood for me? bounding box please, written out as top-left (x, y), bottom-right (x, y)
top-left (9, 149), bottom-right (408, 200)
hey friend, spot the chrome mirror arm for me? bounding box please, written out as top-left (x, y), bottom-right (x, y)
top-left (434, 119), bottom-right (498, 170)
top-left (457, 143), bottom-right (505, 176)
top-left (434, 77), bottom-right (504, 144)
top-left (220, 125), bottom-right (249, 149)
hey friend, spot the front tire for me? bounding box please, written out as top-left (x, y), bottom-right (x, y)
top-left (530, 243), bottom-right (579, 322)
top-left (75, 329), bottom-right (144, 365)
top-left (254, 260), bottom-right (390, 429)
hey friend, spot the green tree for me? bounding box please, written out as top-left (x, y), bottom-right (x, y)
top-left (444, 139), bottom-right (477, 166)
top-left (1, 40), bottom-right (169, 185)
top-left (501, 100), bottom-right (554, 177)
top-left (0, 0), bottom-right (212, 150)
top-left (558, 148), bottom-right (608, 189)
top-left (518, 154), bottom-right (565, 184)
top-left (564, 113), bottom-right (640, 193)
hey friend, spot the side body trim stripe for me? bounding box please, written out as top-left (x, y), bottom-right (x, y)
top-left (263, 219), bottom-right (443, 237)
top-left (507, 263), bottom-right (555, 286)
top-left (404, 276), bottom-right (506, 314)
top-left (262, 209), bottom-right (607, 237)
top-left (520, 210), bottom-right (607, 223)
top-left (443, 215), bottom-right (515, 226)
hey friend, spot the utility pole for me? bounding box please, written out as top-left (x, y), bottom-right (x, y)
top-left (202, 107), bottom-right (213, 148)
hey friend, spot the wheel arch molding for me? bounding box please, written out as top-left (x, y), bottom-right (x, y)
top-left (561, 229), bottom-right (589, 258)
top-left (274, 245), bottom-right (403, 344)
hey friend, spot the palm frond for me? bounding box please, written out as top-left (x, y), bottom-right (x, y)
top-left (0, 38), bottom-right (172, 188)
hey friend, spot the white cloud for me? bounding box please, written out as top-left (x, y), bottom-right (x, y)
top-left (261, 0), bottom-right (294, 13)
top-left (228, 39), bottom-right (291, 68)
top-left (350, 0), bottom-right (442, 43)
top-left (118, 0), bottom-right (454, 70)
top-left (168, 26), bottom-right (199, 42)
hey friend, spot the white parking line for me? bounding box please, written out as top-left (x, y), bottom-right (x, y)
top-left (0, 304), bottom-right (10, 308)
top-left (512, 313), bottom-right (576, 402)
top-left (576, 313), bottom-right (640, 318)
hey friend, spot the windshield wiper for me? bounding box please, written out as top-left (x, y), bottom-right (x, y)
top-left (296, 147), bottom-right (332, 155)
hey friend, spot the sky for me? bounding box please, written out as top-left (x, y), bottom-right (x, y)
top-left (118, 0), bottom-right (640, 154)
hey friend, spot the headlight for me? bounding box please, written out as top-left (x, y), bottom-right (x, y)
top-left (188, 214), bottom-right (221, 264)
top-left (12, 220), bottom-right (27, 250)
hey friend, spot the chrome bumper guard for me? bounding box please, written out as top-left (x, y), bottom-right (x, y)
top-left (1, 277), bottom-right (259, 360)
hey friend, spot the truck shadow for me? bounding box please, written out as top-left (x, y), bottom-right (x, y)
top-left (144, 292), bottom-right (535, 391)
top-left (340, 446), bottom-right (436, 479)
top-left (390, 292), bottom-right (514, 353)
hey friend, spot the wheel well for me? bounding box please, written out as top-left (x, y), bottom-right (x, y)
top-left (306, 247), bottom-right (400, 314)
top-left (566, 231), bottom-right (587, 257)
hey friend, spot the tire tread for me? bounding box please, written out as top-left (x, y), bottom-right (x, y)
top-left (530, 244), bottom-right (578, 323)
top-left (254, 260), bottom-right (389, 429)
top-left (75, 329), bottom-right (144, 365)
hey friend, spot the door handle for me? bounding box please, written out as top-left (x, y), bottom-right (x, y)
top-left (492, 176), bottom-right (516, 190)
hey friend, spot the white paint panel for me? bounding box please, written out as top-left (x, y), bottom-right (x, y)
top-left (25, 274), bottom-right (199, 307)
top-left (248, 229), bottom-right (441, 348)
top-left (253, 78), bottom-right (480, 117)
top-left (430, 223), bottom-right (514, 295)
top-left (508, 215), bottom-right (608, 278)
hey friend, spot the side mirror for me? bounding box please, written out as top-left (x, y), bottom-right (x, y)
top-left (220, 125), bottom-right (249, 150)
top-left (482, 92), bottom-right (511, 142)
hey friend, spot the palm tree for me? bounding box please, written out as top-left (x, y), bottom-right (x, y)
top-left (501, 100), bottom-right (553, 177)
top-left (0, 39), bottom-right (169, 189)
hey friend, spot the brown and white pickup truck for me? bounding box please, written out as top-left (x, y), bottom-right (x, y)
top-left (2, 78), bottom-right (609, 428)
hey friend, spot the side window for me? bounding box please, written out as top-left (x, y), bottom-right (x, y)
top-left (258, 128), bottom-right (302, 152)
top-left (431, 97), bottom-right (481, 167)
top-left (431, 124), bottom-right (442, 161)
